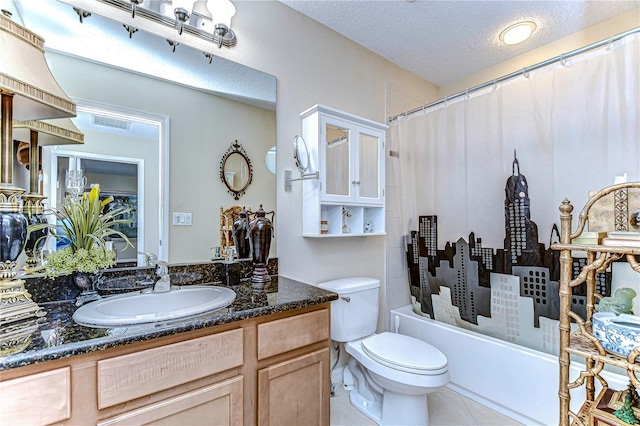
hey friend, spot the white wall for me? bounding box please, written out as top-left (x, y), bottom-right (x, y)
top-left (208, 1), bottom-right (438, 290)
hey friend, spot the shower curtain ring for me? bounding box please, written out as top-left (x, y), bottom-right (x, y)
top-left (522, 68), bottom-right (530, 78)
top-left (560, 53), bottom-right (567, 66)
top-left (606, 36), bottom-right (613, 50)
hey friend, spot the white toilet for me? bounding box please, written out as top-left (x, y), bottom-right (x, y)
top-left (318, 277), bottom-right (449, 426)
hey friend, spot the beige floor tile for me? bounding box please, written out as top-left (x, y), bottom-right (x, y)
top-left (428, 388), bottom-right (477, 426)
top-left (462, 396), bottom-right (524, 426)
top-left (331, 385), bottom-right (377, 426)
top-left (330, 383), bottom-right (523, 426)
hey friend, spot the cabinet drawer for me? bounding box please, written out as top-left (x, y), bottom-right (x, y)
top-left (0, 367), bottom-right (71, 425)
top-left (98, 328), bottom-right (243, 409)
top-left (258, 309), bottom-right (329, 360)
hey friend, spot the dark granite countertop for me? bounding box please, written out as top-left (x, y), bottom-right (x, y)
top-left (0, 276), bottom-right (337, 371)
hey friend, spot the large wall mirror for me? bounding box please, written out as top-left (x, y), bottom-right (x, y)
top-left (12, 2), bottom-right (277, 265)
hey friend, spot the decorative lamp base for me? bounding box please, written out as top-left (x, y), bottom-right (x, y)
top-left (0, 279), bottom-right (46, 326)
top-left (251, 263), bottom-right (271, 290)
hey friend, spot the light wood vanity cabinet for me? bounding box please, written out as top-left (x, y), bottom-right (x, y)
top-left (0, 304), bottom-right (331, 426)
top-left (257, 309), bottom-right (331, 425)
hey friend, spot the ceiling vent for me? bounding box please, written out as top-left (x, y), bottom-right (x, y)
top-left (92, 114), bottom-right (131, 130)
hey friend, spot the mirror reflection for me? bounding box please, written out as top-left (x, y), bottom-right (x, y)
top-left (13, 2), bottom-right (277, 264)
top-left (325, 124), bottom-right (350, 197)
top-left (294, 135), bottom-right (309, 173)
top-left (265, 146), bottom-right (276, 175)
top-left (220, 141), bottom-right (253, 199)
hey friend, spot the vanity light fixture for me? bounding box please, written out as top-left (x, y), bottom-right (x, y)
top-left (112, 0), bottom-right (236, 48)
top-left (499, 21), bottom-right (537, 45)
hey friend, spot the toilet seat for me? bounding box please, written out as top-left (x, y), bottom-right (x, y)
top-left (361, 332), bottom-right (448, 375)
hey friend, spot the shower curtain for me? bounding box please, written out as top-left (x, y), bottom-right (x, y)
top-left (387, 32), bottom-right (640, 353)
top-left (389, 33), bottom-right (639, 250)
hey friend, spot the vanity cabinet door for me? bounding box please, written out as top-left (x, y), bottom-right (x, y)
top-left (257, 348), bottom-right (330, 426)
top-left (97, 376), bottom-right (243, 426)
top-left (0, 367), bottom-right (71, 425)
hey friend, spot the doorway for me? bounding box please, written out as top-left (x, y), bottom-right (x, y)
top-left (42, 99), bottom-right (169, 265)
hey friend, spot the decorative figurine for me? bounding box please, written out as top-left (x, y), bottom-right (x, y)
top-left (342, 207), bottom-right (351, 233)
top-left (614, 390), bottom-right (640, 425)
top-left (596, 288), bottom-right (637, 315)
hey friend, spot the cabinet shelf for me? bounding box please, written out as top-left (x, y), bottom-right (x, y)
top-left (303, 232), bottom-right (386, 238)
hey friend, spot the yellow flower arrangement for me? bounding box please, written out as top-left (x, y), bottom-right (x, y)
top-left (29, 184), bottom-right (133, 275)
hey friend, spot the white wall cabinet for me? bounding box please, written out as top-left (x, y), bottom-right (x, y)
top-left (301, 104), bottom-right (387, 237)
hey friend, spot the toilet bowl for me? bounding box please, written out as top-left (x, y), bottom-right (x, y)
top-left (318, 277), bottom-right (449, 426)
top-left (345, 332), bottom-right (449, 425)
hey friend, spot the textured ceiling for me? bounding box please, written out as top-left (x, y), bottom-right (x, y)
top-left (280, 0), bottom-right (640, 86)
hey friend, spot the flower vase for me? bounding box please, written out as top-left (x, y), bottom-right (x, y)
top-left (22, 195), bottom-right (48, 267)
top-left (73, 272), bottom-right (102, 306)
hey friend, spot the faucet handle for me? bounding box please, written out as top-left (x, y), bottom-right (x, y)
top-left (138, 252), bottom-right (158, 267)
top-left (155, 260), bottom-right (169, 276)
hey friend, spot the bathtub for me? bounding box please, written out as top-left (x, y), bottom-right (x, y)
top-left (390, 305), bottom-right (628, 425)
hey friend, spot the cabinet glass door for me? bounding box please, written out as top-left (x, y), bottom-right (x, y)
top-left (358, 132), bottom-right (379, 199)
top-left (324, 123), bottom-right (350, 198)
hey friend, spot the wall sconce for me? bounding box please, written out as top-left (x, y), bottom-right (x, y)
top-left (72, 0), bottom-right (237, 51)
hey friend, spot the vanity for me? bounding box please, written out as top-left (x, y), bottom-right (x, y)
top-left (0, 276), bottom-right (337, 425)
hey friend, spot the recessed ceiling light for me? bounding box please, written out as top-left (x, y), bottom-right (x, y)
top-left (499, 21), bottom-right (537, 45)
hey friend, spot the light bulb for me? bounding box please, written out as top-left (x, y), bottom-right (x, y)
top-left (499, 21), bottom-right (537, 45)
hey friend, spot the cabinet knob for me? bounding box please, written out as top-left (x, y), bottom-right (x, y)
top-left (352, 180), bottom-right (361, 185)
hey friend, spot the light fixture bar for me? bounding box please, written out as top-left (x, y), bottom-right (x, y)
top-left (92, 0), bottom-right (236, 48)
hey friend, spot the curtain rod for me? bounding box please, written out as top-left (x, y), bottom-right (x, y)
top-left (388, 26), bottom-right (640, 123)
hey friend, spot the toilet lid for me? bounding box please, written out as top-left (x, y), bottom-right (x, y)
top-left (361, 332), bottom-right (448, 375)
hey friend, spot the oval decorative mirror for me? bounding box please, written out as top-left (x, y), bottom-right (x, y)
top-left (294, 135), bottom-right (309, 174)
top-left (220, 140), bottom-right (253, 200)
top-left (265, 145), bottom-right (276, 174)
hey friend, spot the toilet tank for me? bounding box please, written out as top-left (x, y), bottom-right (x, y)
top-left (318, 277), bottom-right (380, 342)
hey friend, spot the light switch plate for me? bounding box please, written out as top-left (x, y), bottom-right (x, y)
top-left (172, 212), bottom-right (192, 226)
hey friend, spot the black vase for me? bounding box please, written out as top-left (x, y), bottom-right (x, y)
top-left (232, 207), bottom-right (251, 259)
top-left (23, 212), bottom-right (48, 266)
top-left (0, 211), bottom-right (28, 264)
top-left (248, 205), bottom-right (273, 286)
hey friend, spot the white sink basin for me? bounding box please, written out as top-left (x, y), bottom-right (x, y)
top-left (73, 285), bottom-right (236, 327)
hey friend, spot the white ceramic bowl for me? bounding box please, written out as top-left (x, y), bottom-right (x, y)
top-left (592, 312), bottom-right (640, 358)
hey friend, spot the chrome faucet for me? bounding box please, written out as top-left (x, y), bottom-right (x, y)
top-left (153, 261), bottom-right (172, 293)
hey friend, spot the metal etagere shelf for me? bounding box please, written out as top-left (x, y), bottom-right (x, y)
top-left (552, 182), bottom-right (640, 426)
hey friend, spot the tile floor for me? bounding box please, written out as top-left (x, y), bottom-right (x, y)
top-left (330, 384), bottom-right (523, 426)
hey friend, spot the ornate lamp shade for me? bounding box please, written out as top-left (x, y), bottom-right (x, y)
top-left (13, 118), bottom-right (84, 267)
top-left (0, 15), bottom-right (76, 121)
top-left (0, 15), bottom-right (77, 325)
